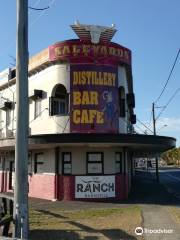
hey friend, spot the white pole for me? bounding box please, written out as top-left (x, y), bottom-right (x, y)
top-left (14, 0), bottom-right (29, 238)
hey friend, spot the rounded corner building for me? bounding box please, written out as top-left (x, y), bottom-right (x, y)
top-left (0, 23), bottom-right (175, 201)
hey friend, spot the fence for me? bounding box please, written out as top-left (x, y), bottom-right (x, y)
top-left (0, 193), bottom-right (14, 238)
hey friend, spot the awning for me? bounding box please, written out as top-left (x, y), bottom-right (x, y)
top-left (0, 133), bottom-right (175, 155)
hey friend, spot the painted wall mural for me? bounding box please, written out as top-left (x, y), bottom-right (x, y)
top-left (70, 64), bottom-right (119, 133)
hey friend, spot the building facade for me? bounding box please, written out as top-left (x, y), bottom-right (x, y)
top-left (0, 24), bottom-right (175, 201)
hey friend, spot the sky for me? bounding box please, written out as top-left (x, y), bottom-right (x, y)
top-left (0, 0), bottom-right (179, 146)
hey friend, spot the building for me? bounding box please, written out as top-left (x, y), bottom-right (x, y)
top-left (0, 23), bottom-right (175, 201)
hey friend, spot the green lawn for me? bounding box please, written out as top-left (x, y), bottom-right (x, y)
top-left (29, 206), bottom-right (143, 240)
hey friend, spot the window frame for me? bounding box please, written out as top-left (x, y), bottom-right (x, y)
top-left (115, 152), bottom-right (123, 174)
top-left (53, 97), bottom-right (68, 115)
top-left (34, 98), bottom-right (42, 119)
top-left (0, 109), bottom-right (2, 129)
top-left (50, 84), bottom-right (69, 116)
top-left (6, 109), bottom-right (11, 127)
top-left (34, 152), bottom-right (44, 174)
top-left (62, 152), bottom-right (72, 175)
top-left (86, 152), bottom-right (104, 175)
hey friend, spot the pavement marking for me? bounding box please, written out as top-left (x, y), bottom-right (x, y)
top-left (165, 173), bottom-right (180, 182)
top-left (150, 169), bottom-right (180, 173)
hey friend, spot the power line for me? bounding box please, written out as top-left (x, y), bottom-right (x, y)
top-left (0, 106), bottom-right (69, 133)
top-left (154, 49), bottom-right (180, 103)
top-left (134, 125), bottom-right (148, 135)
top-left (30, 0), bottom-right (41, 7)
top-left (137, 118), bottom-right (154, 134)
top-left (29, 6), bottom-right (50, 11)
top-left (29, 0), bottom-right (56, 27)
top-left (0, 0), bottom-right (56, 61)
top-left (147, 109), bottom-right (152, 127)
top-left (32, 0), bottom-right (41, 4)
top-left (121, 114), bottom-right (150, 134)
top-left (62, 117), bottom-right (70, 133)
top-left (156, 88), bottom-right (180, 120)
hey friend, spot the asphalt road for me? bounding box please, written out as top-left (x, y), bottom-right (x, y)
top-left (159, 167), bottom-right (180, 200)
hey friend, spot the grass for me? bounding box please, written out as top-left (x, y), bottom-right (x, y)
top-left (29, 206), bottom-right (143, 240)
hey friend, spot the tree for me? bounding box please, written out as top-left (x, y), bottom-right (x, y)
top-left (161, 147), bottom-right (180, 166)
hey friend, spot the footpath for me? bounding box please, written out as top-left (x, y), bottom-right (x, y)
top-left (128, 171), bottom-right (180, 240)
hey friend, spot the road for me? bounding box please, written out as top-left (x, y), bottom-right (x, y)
top-left (159, 167), bottom-right (180, 200)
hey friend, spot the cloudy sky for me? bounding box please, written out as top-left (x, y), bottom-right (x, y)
top-left (0, 0), bottom-right (179, 145)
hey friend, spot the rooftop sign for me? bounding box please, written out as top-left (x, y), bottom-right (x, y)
top-left (49, 40), bottom-right (131, 65)
top-left (71, 22), bottom-right (117, 44)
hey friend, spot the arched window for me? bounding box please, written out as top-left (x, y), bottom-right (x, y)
top-left (50, 84), bottom-right (68, 116)
top-left (119, 86), bottom-right (125, 117)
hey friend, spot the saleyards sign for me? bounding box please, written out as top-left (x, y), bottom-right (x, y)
top-left (75, 176), bottom-right (115, 198)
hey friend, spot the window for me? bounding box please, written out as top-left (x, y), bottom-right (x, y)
top-left (6, 109), bottom-right (11, 127)
top-left (62, 152), bottom-right (72, 175)
top-left (119, 86), bottom-right (125, 117)
top-left (34, 99), bottom-right (42, 119)
top-left (87, 152), bottom-right (103, 174)
top-left (50, 84), bottom-right (68, 116)
top-left (115, 152), bottom-right (122, 174)
top-left (52, 98), bottom-right (66, 115)
top-left (0, 110), bottom-right (2, 128)
top-left (34, 153), bottom-right (44, 174)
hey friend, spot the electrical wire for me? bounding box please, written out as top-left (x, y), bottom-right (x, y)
top-left (156, 88), bottom-right (180, 120)
top-left (154, 49), bottom-right (180, 104)
top-left (29, 107), bottom-right (48, 124)
top-left (62, 117), bottom-right (70, 133)
top-left (137, 118), bottom-right (154, 134)
top-left (134, 125), bottom-right (147, 135)
top-left (29, 0), bottom-right (56, 27)
top-left (147, 109), bottom-right (152, 128)
top-left (30, 0), bottom-right (42, 8)
top-left (0, 0), bottom-right (56, 61)
top-left (0, 106), bottom-right (70, 134)
top-left (29, 106), bottom-right (67, 131)
top-left (120, 116), bottom-right (146, 134)
top-left (29, 6), bottom-right (50, 11)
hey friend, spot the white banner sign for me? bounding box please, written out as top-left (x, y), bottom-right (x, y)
top-left (75, 175), bottom-right (115, 198)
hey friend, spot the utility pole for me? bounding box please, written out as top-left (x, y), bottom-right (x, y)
top-left (14, 0), bottom-right (29, 239)
top-left (152, 102), bottom-right (159, 182)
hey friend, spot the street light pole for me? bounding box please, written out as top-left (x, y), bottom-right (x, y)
top-left (152, 102), bottom-right (159, 182)
top-left (152, 102), bottom-right (156, 136)
top-left (14, 0), bottom-right (29, 238)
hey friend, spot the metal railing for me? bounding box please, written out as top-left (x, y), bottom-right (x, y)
top-left (0, 193), bottom-right (14, 238)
